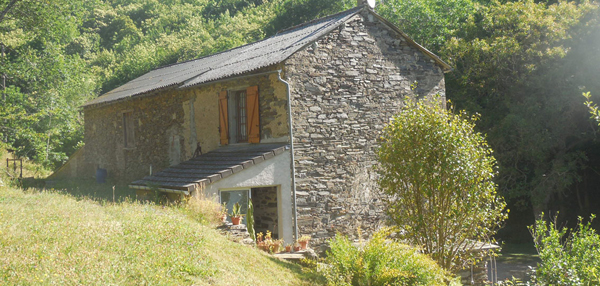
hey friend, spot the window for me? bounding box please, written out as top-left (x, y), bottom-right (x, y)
top-left (220, 189), bottom-right (250, 224)
top-left (123, 111), bottom-right (134, 148)
top-left (219, 86), bottom-right (259, 145)
top-left (229, 90), bottom-right (248, 143)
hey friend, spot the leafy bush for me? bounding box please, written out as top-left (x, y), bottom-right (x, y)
top-left (529, 213), bottom-right (600, 285)
top-left (320, 228), bottom-right (454, 286)
top-left (377, 97), bottom-right (507, 270)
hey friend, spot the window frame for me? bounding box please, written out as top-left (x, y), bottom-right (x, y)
top-left (230, 89), bottom-right (248, 143)
top-left (122, 110), bottom-right (135, 149)
top-left (219, 85), bottom-right (259, 145)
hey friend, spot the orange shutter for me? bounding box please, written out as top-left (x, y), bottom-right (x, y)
top-left (246, 85), bottom-right (260, 143)
top-left (219, 91), bottom-right (229, 145)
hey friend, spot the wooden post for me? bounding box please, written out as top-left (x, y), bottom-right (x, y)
top-left (19, 158), bottom-right (22, 178)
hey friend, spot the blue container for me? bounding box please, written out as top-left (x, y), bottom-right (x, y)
top-left (96, 168), bottom-right (107, 183)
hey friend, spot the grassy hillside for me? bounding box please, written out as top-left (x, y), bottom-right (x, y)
top-left (0, 185), bottom-right (316, 285)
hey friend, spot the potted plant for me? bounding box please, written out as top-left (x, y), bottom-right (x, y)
top-left (272, 239), bottom-right (284, 253)
top-left (229, 202), bottom-right (245, 225)
top-left (297, 235), bottom-right (311, 250)
top-left (219, 202), bottom-right (228, 223)
top-left (285, 244), bottom-right (293, 253)
top-left (256, 231), bottom-right (284, 253)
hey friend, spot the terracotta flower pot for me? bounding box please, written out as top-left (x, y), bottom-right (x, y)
top-left (294, 245), bottom-right (301, 252)
top-left (231, 216), bottom-right (242, 225)
top-left (285, 245), bottom-right (292, 252)
top-left (299, 240), bottom-right (309, 250)
top-left (272, 242), bottom-right (282, 253)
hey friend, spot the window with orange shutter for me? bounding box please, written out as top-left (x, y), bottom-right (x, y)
top-left (219, 86), bottom-right (259, 145)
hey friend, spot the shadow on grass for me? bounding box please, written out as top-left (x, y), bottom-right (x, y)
top-left (22, 177), bottom-right (138, 203)
top-left (265, 256), bottom-right (326, 285)
top-left (498, 243), bottom-right (540, 264)
top-left (495, 243), bottom-right (540, 282)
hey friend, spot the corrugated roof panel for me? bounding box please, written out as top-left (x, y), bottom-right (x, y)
top-left (82, 7), bottom-right (362, 108)
top-left (129, 143), bottom-right (288, 192)
top-left (82, 62), bottom-right (215, 106)
top-left (181, 9), bottom-right (359, 87)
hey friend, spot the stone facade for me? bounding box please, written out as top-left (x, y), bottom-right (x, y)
top-left (81, 68), bottom-right (289, 183)
top-left (284, 10), bottom-right (446, 248)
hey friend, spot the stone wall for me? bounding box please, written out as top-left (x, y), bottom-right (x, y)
top-left (181, 68), bottom-right (290, 158)
top-left (82, 67), bottom-right (290, 183)
top-left (284, 10), bottom-right (446, 249)
top-left (84, 88), bottom-right (188, 183)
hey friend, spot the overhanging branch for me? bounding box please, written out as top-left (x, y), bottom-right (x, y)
top-left (0, 0), bottom-right (18, 25)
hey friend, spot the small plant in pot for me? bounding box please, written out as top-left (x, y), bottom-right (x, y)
top-left (219, 202), bottom-right (228, 223)
top-left (297, 235), bottom-right (311, 250)
top-left (257, 231), bottom-right (284, 253)
top-left (272, 239), bottom-right (284, 253)
top-left (229, 202), bottom-right (245, 225)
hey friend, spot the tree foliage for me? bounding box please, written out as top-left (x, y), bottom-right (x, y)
top-left (583, 92), bottom-right (600, 126)
top-left (379, 0), bottom-right (600, 219)
top-left (377, 97), bottom-right (507, 270)
top-left (376, 0), bottom-right (477, 53)
top-left (440, 0), bottom-right (600, 214)
top-left (529, 213), bottom-right (600, 285)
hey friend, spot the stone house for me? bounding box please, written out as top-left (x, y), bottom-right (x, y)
top-left (54, 3), bottom-right (450, 248)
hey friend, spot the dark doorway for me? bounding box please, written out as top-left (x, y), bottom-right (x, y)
top-left (251, 186), bottom-right (279, 239)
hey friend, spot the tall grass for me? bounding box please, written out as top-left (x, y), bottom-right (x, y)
top-left (0, 185), bottom-right (314, 285)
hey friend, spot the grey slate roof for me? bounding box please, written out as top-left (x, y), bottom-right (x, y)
top-left (83, 7), bottom-right (362, 108)
top-left (82, 6), bottom-right (451, 108)
top-left (129, 143), bottom-right (288, 194)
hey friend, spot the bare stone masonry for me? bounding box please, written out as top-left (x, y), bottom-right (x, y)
top-left (285, 10), bottom-right (446, 250)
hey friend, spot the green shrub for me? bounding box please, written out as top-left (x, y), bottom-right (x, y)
top-left (320, 228), bottom-right (454, 286)
top-left (378, 97), bottom-right (507, 270)
top-left (529, 213), bottom-right (600, 285)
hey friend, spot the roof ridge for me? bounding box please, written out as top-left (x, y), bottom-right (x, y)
top-left (275, 6), bottom-right (363, 35)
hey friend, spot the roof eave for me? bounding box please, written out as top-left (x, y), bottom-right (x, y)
top-left (81, 84), bottom-right (178, 110)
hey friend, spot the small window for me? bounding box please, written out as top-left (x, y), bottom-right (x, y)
top-left (123, 111), bottom-right (134, 148)
top-left (219, 86), bottom-right (259, 145)
top-left (228, 90), bottom-right (248, 143)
